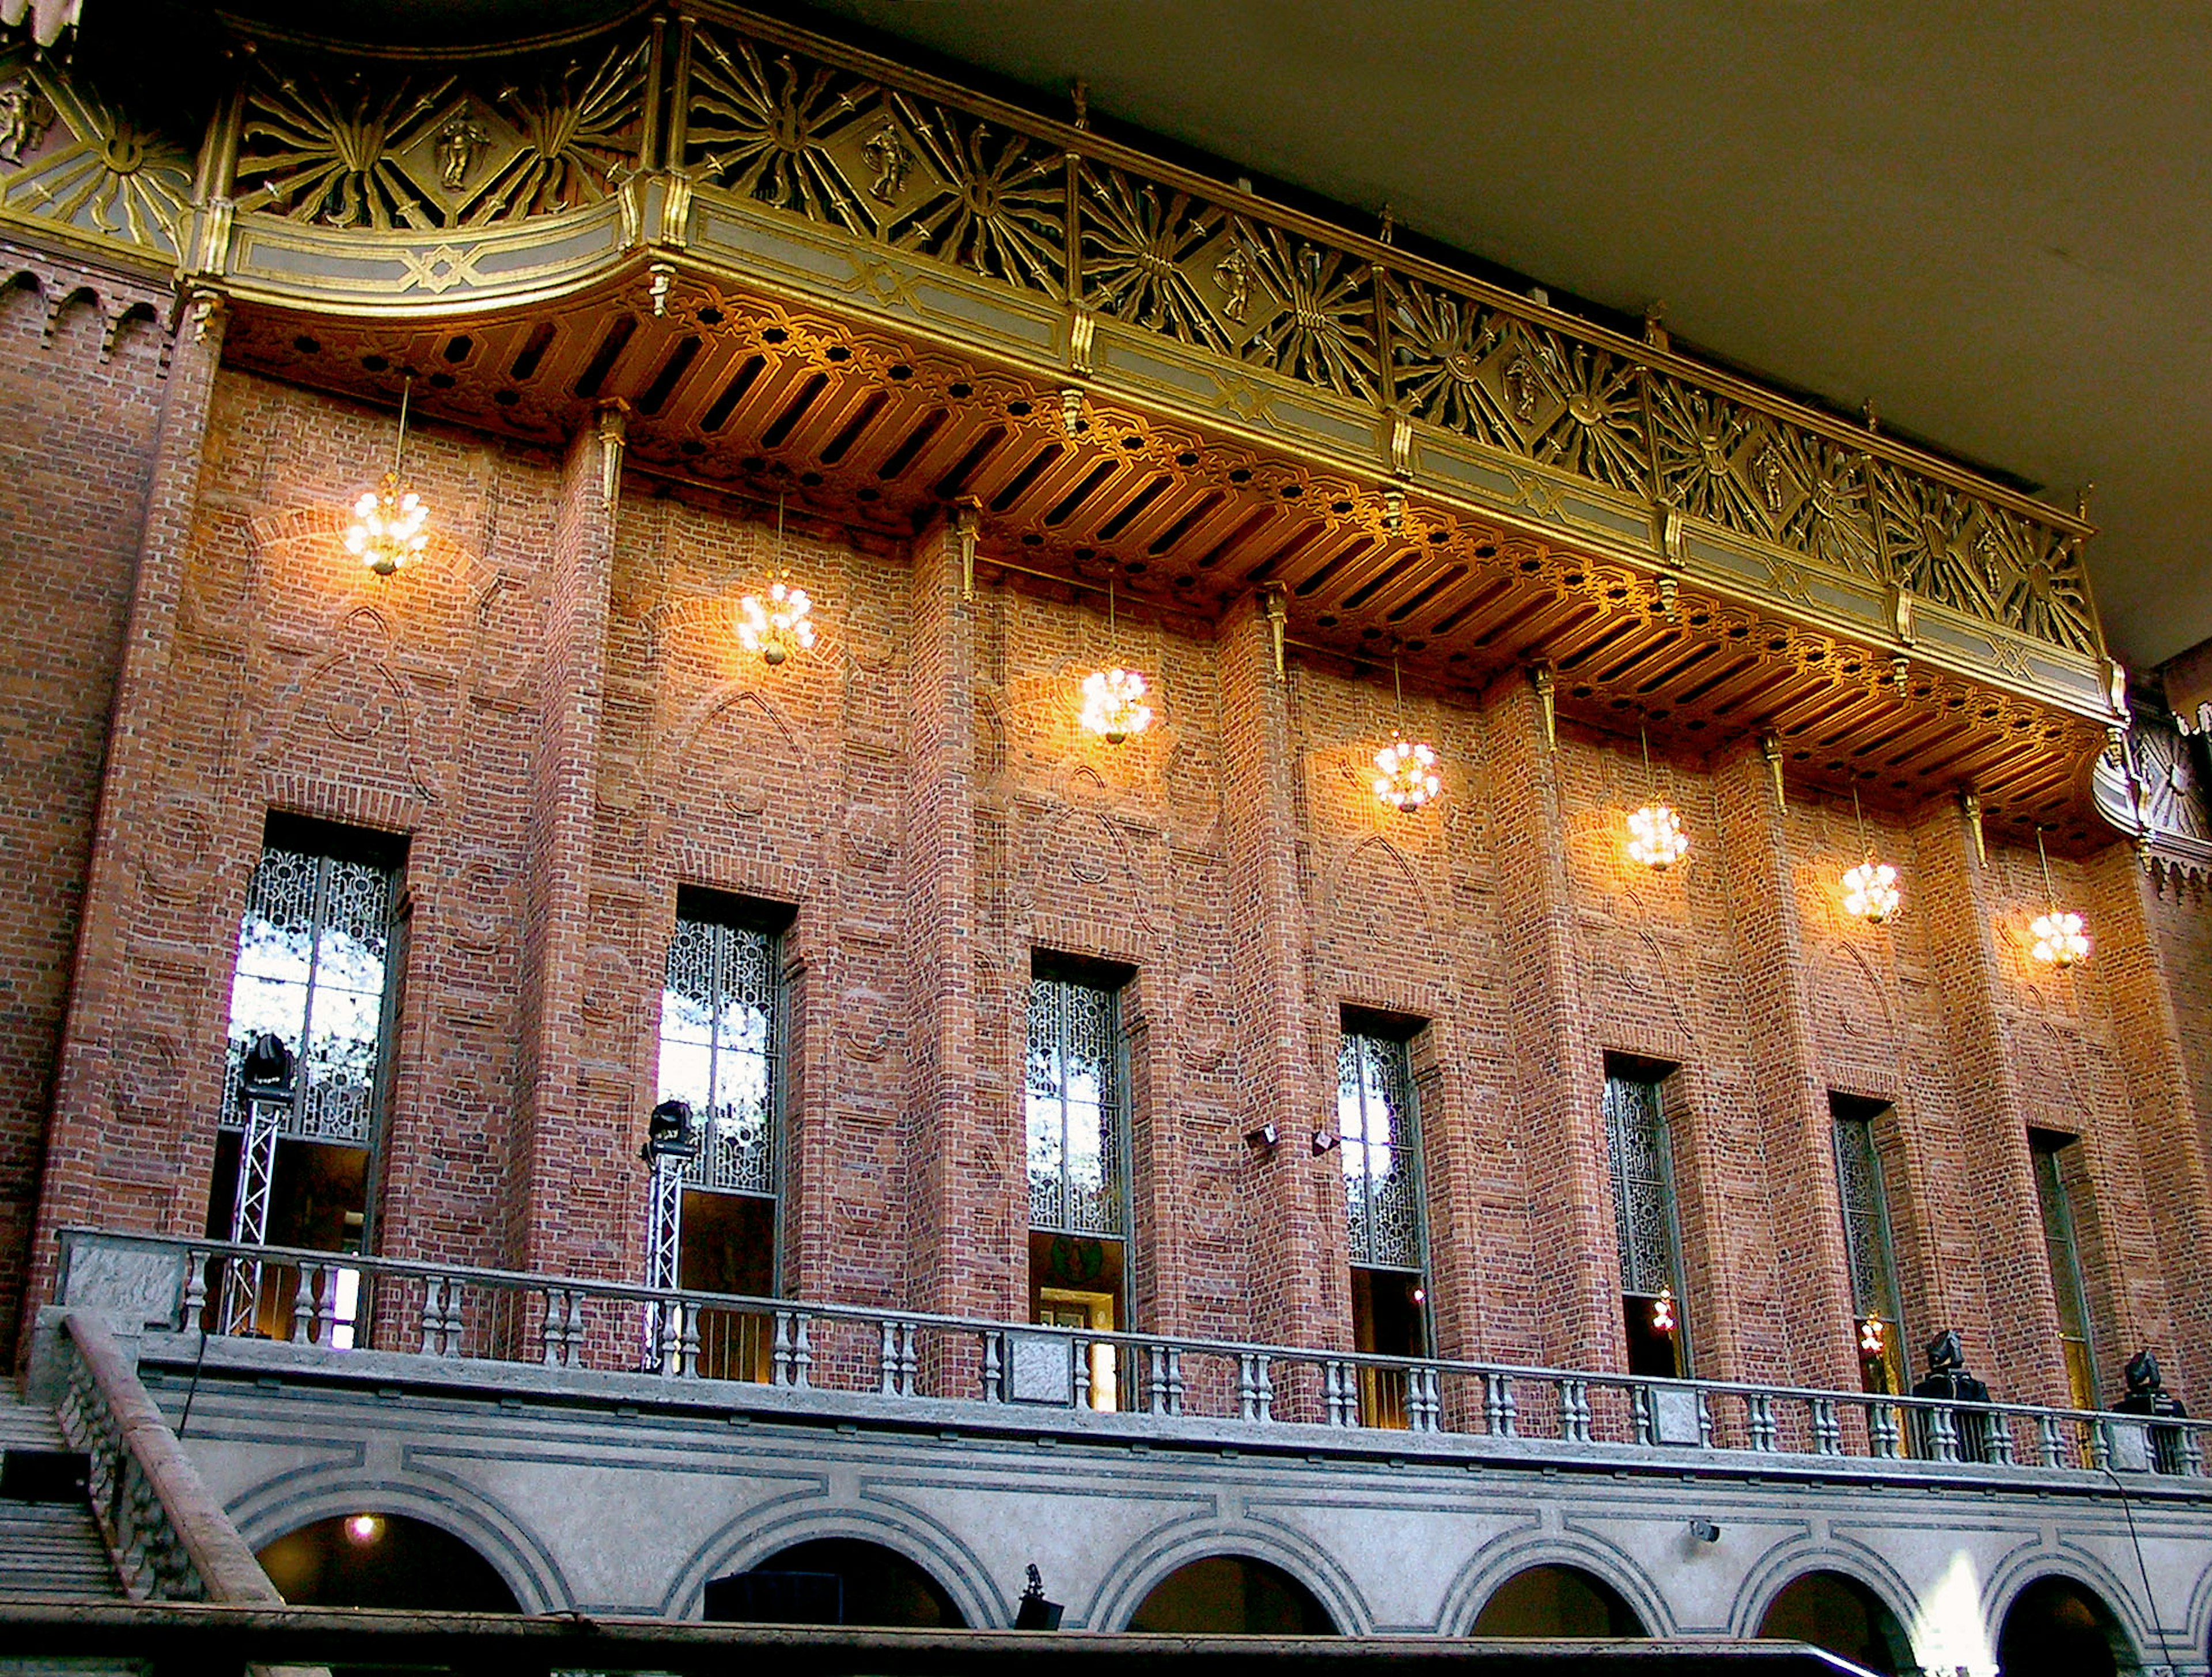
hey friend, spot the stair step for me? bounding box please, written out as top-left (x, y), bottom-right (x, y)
top-left (0, 1394), bottom-right (126, 1604)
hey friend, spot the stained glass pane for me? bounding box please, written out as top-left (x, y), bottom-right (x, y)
top-left (1025, 977), bottom-right (1125, 1235)
top-left (221, 845), bottom-right (397, 1147)
top-left (1340, 1031), bottom-right (1423, 1269)
top-left (659, 915), bottom-right (781, 1197)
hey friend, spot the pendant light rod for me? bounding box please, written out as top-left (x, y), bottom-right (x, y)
top-left (392, 374), bottom-right (412, 476)
top-left (1851, 786), bottom-right (1871, 861)
top-left (2035, 826), bottom-right (2056, 907)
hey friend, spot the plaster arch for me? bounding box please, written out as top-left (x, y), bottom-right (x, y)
top-left (662, 1500), bottom-right (1001, 1629)
top-left (1437, 1529), bottom-right (1675, 1639)
top-left (224, 1466), bottom-right (570, 1614)
top-left (1725, 1535), bottom-right (1923, 1645)
top-left (2186, 1553), bottom-right (2212, 1676)
top-left (1983, 1552), bottom-right (2153, 1674)
top-left (1086, 1523), bottom-right (1369, 1636)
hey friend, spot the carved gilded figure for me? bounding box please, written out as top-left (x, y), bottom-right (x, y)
top-left (0, 80), bottom-right (55, 165)
top-left (437, 112), bottom-right (492, 191)
top-left (860, 116), bottom-right (911, 202)
top-left (1214, 242), bottom-right (1251, 324)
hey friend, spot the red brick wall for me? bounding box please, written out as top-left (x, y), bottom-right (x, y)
top-left (0, 244), bottom-right (171, 1357)
top-left (12, 358), bottom-right (2212, 1419)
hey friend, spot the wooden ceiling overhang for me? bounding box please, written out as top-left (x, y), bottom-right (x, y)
top-left (59, 0), bottom-right (2115, 847)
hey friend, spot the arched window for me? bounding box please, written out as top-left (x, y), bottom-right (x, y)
top-left (1758, 1570), bottom-right (1912, 1674)
top-left (1127, 1555), bottom-right (1335, 1634)
top-left (706, 1538), bottom-right (964, 1627)
top-left (1996, 1576), bottom-right (2133, 1677)
top-left (256, 1512), bottom-right (518, 1612)
top-left (1471, 1564), bottom-right (1645, 1638)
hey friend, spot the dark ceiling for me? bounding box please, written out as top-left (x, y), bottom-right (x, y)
top-left (783, 0), bottom-right (2212, 677)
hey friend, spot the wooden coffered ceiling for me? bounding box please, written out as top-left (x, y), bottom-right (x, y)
top-left (223, 266), bottom-right (2115, 849)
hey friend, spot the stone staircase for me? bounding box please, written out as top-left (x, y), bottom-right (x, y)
top-left (0, 1388), bottom-right (124, 1604)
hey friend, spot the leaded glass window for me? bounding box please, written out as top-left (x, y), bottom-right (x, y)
top-left (1832, 1111), bottom-right (1902, 1327)
top-left (1026, 976), bottom-right (1125, 1236)
top-left (220, 839), bottom-right (398, 1145)
top-left (1339, 1031), bottom-right (1423, 1270)
top-left (1603, 1072), bottom-right (1681, 1300)
top-left (658, 914), bottom-right (780, 1196)
top-left (2031, 1133), bottom-right (2098, 1411)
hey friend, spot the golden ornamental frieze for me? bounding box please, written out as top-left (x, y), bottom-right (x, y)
top-left (0, 44), bottom-right (190, 268)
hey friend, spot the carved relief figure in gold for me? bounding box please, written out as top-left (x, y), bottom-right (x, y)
top-left (437, 111), bottom-right (491, 191)
top-left (1214, 241), bottom-right (1251, 324)
top-left (860, 116), bottom-right (911, 202)
top-left (0, 80), bottom-right (55, 165)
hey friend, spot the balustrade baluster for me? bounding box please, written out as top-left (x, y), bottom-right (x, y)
top-left (181, 1251), bottom-right (207, 1330)
top-left (2036, 1412), bottom-right (2065, 1468)
top-left (771, 1311), bottom-right (793, 1386)
top-left (1147, 1343), bottom-right (1169, 1415)
top-left (1072, 1338), bottom-right (1090, 1409)
top-left (313, 1265), bottom-right (338, 1343)
top-left (1559, 1379), bottom-right (1590, 1444)
top-left (1164, 1345), bottom-right (1183, 1415)
top-left (898, 1322), bottom-right (917, 1397)
top-left (1323, 1360), bottom-right (1349, 1426)
top-left (1746, 1391), bottom-right (1777, 1453)
top-left (441, 1277), bottom-right (465, 1356)
top-left (290, 1267), bottom-right (315, 1344)
top-left (541, 1289), bottom-right (566, 1366)
top-left (679, 1303), bottom-right (701, 1378)
top-left (418, 1278), bottom-right (443, 1356)
top-left (2180, 1427), bottom-right (2205, 1478)
top-left (2088, 1419), bottom-right (2113, 1472)
top-left (1484, 1372), bottom-right (1517, 1438)
top-left (1810, 1397), bottom-right (1841, 1457)
top-left (880, 1320), bottom-right (900, 1397)
top-left (1696, 1391), bottom-right (1714, 1449)
top-left (1632, 1385), bottom-right (1654, 1446)
top-left (1410, 1366), bottom-right (1440, 1432)
top-left (1867, 1400), bottom-right (1900, 1459)
top-left (1984, 1411), bottom-right (2014, 1466)
top-left (1927, 1406), bottom-right (1960, 1463)
top-left (982, 1331), bottom-right (1003, 1402)
top-left (791, 1314), bottom-right (813, 1388)
top-left (1255, 1353), bottom-right (1273, 1422)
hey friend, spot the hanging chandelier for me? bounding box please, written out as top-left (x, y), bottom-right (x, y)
top-left (1080, 572), bottom-right (1153, 745)
top-left (1840, 787), bottom-right (1902, 925)
top-left (1626, 725), bottom-right (1689, 871)
top-left (737, 495), bottom-right (817, 665)
top-left (1373, 659), bottom-right (1441, 812)
top-left (2029, 828), bottom-right (2090, 968)
top-left (344, 374), bottom-right (429, 577)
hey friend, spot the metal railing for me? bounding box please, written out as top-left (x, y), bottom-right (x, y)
top-left (69, 1230), bottom-right (2210, 1485)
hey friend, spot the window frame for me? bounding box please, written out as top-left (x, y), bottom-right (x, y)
top-left (1024, 956), bottom-right (1136, 1333)
top-left (657, 889), bottom-right (793, 1297)
top-left (1830, 1096), bottom-right (1908, 1390)
top-left (1602, 1057), bottom-right (1692, 1373)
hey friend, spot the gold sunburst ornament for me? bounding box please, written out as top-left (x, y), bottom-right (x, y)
top-left (1373, 658), bottom-right (1441, 812)
top-left (1840, 786), bottom-right (1902, 925)
top-left (737, 495), bottom-right (817, 666)
top-left (1626, 725), bottom-right (1690, 870)
top-left (344, 374), bottom-right (430, 577)
top-left (1080, 572), bottom-right (1153, 745)
top-left (2029, 827), bottom-right (2090, 968)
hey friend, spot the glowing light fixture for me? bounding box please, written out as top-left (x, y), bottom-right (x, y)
top-left (344, 1513), bottom-right (384, 1545)
top-left (1625, 725), bottom-right (1690, 871)
top-left (1858, 1315), bottom-right (1888, 1358)
top-left (1649, 1286), bottom-right (1677, 1335)
top-left (344, 374), bottom-right (430, 577)
top-left (1080, 571), bottom-right (1153, 745)
top-left (2029, 827), bottom-right (2090, 968)
top-left (1373, 658), bottom-right (1441, 812)
top-left (1840, 786), bottom-right (1902, 925)
top-left (737, 495), bottom-right (817, 665)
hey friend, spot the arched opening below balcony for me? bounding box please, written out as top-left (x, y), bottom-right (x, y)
top-left (1995, 1576), bottom-right (2134, 1677)
top-left (1127, 1555), bottom-right (1337, 1634)
top-left (704, 1538), bottom-right (965, 1627)
top-left (256, 1512), bottom-right (520, 1612)
top-left (1756, 1570), bottom-right (1911, 1673)
top-left (1470, 1564), bottom-right (1646, 1638)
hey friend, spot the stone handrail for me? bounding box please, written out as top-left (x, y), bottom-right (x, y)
top-left (60, 1227), bottom-right (2211, 1490)
top-left (55, 1309), bottom-right (285, 1606)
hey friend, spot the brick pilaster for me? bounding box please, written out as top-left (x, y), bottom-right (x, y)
top-left (1910, 803), bottom-right (2071, 1405)
top-left (2085, 849), bottom-right (2212, 1398)
top-left (1714, 754), bottom-right (1861, 1393)
top-left (1480, 682), bottom-right (1620, 1372)
top-left (1218, 599), bottom-right (1346, 1352)
top-left (24, 303), bottom-right (229, 1350)
top-left (507, 412), bottom-right (624, 1278)
top-left (899, 520), bottom-right (1014, 1319)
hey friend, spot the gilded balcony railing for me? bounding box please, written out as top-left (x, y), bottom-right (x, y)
top-left (58, 1229), bottom-right (2210, 1489)
top-left (0, 5), bottom-right (2107, 715)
